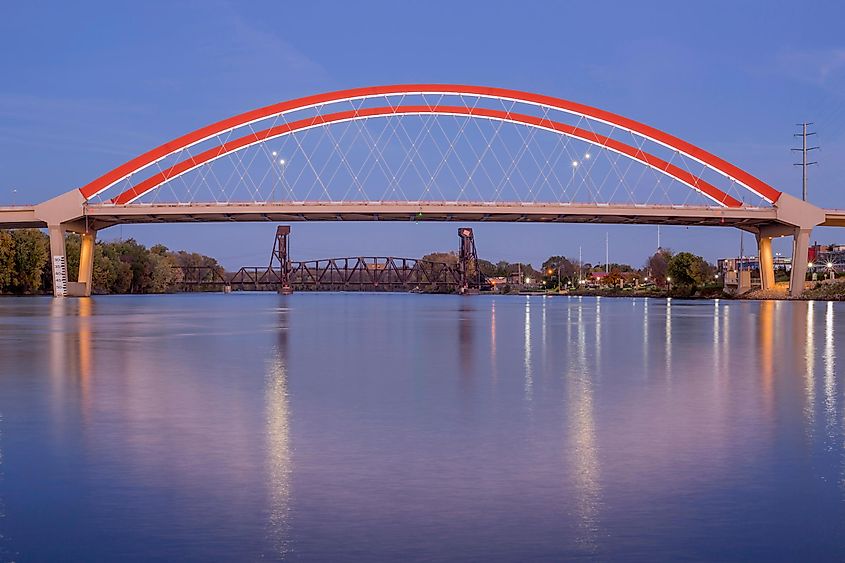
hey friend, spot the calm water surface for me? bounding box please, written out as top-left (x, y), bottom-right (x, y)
top-left (0, 294), bottom-right (843, 561)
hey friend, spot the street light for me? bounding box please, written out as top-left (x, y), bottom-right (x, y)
top-left (667, 276), bottom-right (672, 292)
top-left (271, 155), bottom-right (286, 201)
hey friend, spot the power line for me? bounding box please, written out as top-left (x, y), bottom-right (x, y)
top-left (792, 122), bottom-right (818, 201)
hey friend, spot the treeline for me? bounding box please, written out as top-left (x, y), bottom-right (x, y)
top-left (3, 230), bottom-right (717, 296)
top-left (0, 229), bottom-right (220, 295)
top-left (424, 248), bottom-right (716, 290)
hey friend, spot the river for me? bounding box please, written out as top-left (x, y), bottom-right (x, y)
top-left (0, 294), bottom-right (843, 561)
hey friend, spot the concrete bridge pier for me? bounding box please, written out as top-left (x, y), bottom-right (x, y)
top-left (46, 223), bottom-right (96, 298)
top-left (789, 227), bottom-right (812, 299)
top-left (75, 230), bottom-right (97, 297)
top-left (756, 231), bottom-right (775, 291)
top-left (47, 224), bottom-right (68, 297)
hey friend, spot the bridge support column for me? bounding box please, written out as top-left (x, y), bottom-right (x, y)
top-left (47, 224), bottom-right (68, 297)
top-left (789, 228), bottom-right (812, 298)
top-left (71, 230), bottom-right (97, 297)
top-left (756, 232), bottom-right (775, 291)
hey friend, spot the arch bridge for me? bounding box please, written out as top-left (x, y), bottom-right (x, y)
top-left (0, 84), bottom-right (840, 297)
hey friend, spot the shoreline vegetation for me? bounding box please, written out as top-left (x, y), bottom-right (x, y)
top-left (0, 229), bottom-right (842, 300)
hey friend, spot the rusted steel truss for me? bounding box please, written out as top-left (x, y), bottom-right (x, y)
top-left (177, 256), bottom-right (466, 292)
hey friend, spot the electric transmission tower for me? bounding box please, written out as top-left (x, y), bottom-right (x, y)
top-left (792, 122), bottom-right (818, 201)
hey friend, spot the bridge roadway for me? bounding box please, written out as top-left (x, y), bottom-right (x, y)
top-left (5, 201), bottom-right (841, 230)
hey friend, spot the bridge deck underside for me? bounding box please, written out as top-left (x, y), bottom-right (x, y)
top-left (81, 203), bottom-right (781, 231)
top-left (5, 203), bottom-right (843, 231)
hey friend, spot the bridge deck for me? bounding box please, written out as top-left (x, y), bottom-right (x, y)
top-left (81, 202), bottom-right (781, 230)
top-left (0, 206), bottom-right (42, 229)
top-left (3, 202), bottom-right (844, 231)
top-left (823, 210), bottom-right (845, 227)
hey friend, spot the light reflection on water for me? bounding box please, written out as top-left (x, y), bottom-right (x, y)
top-left (265, 307), bottom-right (292, 559)
top-left (0, 294), bottom-right (844, 560)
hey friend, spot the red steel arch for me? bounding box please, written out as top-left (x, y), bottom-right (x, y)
top-left (79, 84), bottom-right (782, 206)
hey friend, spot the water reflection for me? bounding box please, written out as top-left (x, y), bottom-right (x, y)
top-left (825, 301), bottom-right (836, 439)
top-left (712, 300), bottom-right (720, 375)
top-left (459, 300), bottom-right (474, 379)
top-left (0, 410), bottom-right (7, 561)
top-left (524, 298), bottom-right (533, 401)
top-left (265, 306), bottom-right (293, 558)
top-left (78, 298), bottom-right (93, 419)
top-left (804, 302), bottom-right (816, 434)
top-left (759, 300), bottom-right (774, 404)
top-left (665, 298), bottom-right (672, 376)
top-left (490, 301), bottom-right (497, 383)
top-left (3, 295), bottom-right (845, 560)
top-left (642, 298), bottom-right (649, 373)
top-left (567, 299), bottom-right (600, 552)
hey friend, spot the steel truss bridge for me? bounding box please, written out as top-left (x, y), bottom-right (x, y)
top-left (183, 257), bottom-right (466, 293)
top-left (179, 226), bottom-right (485, 293)
top-left (1, 84), bottom-right (843, 298)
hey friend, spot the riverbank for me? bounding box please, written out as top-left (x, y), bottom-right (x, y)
top-left (533, 280), bottom-right (845, 301)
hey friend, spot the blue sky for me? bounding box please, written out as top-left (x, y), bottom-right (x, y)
top-left (2, 1), bottom-right (845, 268)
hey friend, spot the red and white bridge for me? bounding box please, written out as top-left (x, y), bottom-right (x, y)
top-left (1, 84), bottom-right (841, 297)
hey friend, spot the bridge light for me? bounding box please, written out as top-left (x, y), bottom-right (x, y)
top-left (584, 153), bottom-right (591, 159)
top-left (279, 159), bottom-right (286, 165)
top-left (571, 160), bottom-right (579, 167)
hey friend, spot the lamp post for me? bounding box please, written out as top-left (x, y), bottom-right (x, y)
top-left (667, 276), bottom-right (672, 292)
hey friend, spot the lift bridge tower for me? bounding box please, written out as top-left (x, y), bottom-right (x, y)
top-left (458, 227), bottom-right (481, 294)
top-left (269, 225), bottom-right (293, 294)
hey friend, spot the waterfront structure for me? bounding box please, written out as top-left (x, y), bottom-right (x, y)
top-left (1, 84), bottom-right (842, 298)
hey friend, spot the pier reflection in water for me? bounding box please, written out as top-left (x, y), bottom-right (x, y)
top-left (0, 294), bottom-right (843, 560)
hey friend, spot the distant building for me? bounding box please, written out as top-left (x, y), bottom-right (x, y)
top-left (717, 242), bottom-right (845, 275)
top-left (717, 255), bottom-right (791, 273)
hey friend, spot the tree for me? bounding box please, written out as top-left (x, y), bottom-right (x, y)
top-left (667, 252), bottom-right (712, 287)
top-left (0, 230), bottom-right (14, 291)
top-left (541, 256), bottom-right (578, 285)
top-left (421, 251), bottom-right (458, 267)
top-left (603, 268), bottom-right (624, 286)
top-left (10, 229), bottom-right (49, 293)
top-left (645, 248), bottom-right (673, 285)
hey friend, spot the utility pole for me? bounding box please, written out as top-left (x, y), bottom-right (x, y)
top-left (792, 123), bottom-right (818, 201)
top-left (578, 245), bottom-right (582, 285)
